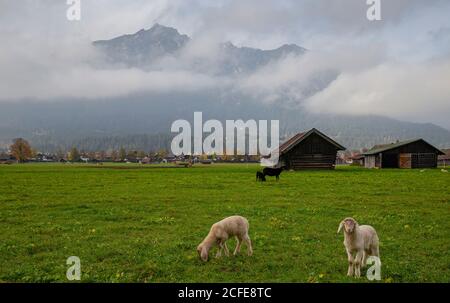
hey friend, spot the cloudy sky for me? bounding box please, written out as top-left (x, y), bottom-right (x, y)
top-left (1, 0), bottom-right (450, 128)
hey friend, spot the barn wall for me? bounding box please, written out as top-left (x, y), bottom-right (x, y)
top-left (282, 133), bottom-right (339, 170)
top-left (411, 153), bottom-right (437, 168)
top-left (287, 154), bottom-right (337, 169)
top-left (365, 155), bottom-right (376, 168)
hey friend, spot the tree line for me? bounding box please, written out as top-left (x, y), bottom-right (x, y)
top-left (1, 138), bottom-right (171, 163)
top-left (1, 138), bottom-right (262, 163)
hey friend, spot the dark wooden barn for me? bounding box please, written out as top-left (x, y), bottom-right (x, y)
top-left (363, 139), bottom-right (445, 169)
top-left (278, 128), bottom-right (346, 170)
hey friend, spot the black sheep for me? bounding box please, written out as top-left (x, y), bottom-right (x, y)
top-left (263, 167), bottom-right (283, 181)
top-left (256, 171), bottom-right (266, 182)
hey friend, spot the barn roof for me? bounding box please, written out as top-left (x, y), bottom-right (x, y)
top-left (363, 139), bottom-right (445, 155)
top-left (279, 128), bottom-right (346, 154)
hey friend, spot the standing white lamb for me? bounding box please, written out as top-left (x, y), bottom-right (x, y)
top-left (337, 217), bottom-right (380, 277)
top-left (197, 215), bottom-right (253, 262)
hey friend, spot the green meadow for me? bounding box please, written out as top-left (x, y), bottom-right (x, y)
top-left (0, 163), bottom-right (449, 282)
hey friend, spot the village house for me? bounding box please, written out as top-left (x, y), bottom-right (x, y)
top-left (349, 154), bottom-right (365, 166)
top-left (0, 152), bottom-right (14, 164)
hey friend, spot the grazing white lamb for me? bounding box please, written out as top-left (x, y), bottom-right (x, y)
top-left (337, 217), bottom-right (380, 277)
top-left (197, 216), bottom-right (253, 262)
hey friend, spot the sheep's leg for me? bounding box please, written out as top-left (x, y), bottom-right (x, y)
top-left (371, 245), bottom-right (381, 265)
top-left (371, 245), bottom-right (380, 258)
top-left (234, 237), bottom-right (242, 255)
top-left (361, 250), bottom-right (367, 268)
top-left (346, 249), bottom-right (354, 277)
top-left (354, 251), bottom-right (363, 278)
top-left (216, 242), bottom-right (224, 258)
top-left (244, 234), bottom-right (253, 256)
top-left (223, 242), bottom-right (230, 257)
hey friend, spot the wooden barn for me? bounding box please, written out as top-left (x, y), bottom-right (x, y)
top-left (278, 128), bottom-right (346, 170)
top-left (363, 139), bottom-right (445, 169)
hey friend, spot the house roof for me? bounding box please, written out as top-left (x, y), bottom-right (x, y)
top-left (279, 128), bottom-right (346, 155)
top-left (363, 139), bottom-right (445, 156)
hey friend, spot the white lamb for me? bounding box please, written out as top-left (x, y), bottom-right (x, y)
top-left (197, 215), bottom-right (253, 262)
top-left (338, 217), bottom-right (380, 277)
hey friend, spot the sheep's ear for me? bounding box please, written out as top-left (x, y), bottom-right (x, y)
top-left (337, 221), bottom-right (344, 233)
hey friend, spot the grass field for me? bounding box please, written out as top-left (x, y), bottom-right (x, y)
top-left (0, 163), bottom-right (449, 282)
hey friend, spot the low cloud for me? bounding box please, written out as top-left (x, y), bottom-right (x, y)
top-left (0, 66), bottom-right (224, 101)
top-left (304, 60), bottom-right (450, 127)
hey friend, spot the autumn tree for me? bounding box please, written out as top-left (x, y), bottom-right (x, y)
top-left (98, 150), bottom-right (107, 161)
top-left (137, 150), bottom-right (147, 159)
top-left (157, 149), bottom-right (168, 158)
top-left (221, 151), bottom-right (230, 162)
top-left (119, 147), bottom-right (127, 162)
top-left (69, 147), bottom-right (81, 162)
top-left (10, 138), bottom-right (33, 163)
top-left (126, 150), bottom-right (137, 161)
top-left (110, 150), bottom-right (118, 161)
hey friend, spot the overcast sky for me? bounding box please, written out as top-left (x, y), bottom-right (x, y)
top-left (0, 0), bottom-right (449, 128)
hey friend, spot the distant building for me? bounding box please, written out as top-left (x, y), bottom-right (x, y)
top-left (35, 153), bottom-right (56, 162)
top-left (279, 128), bottom-right (346, 170)
top-left (349, 154), bottom-right (365, 166)
top-left (140, 157), bottom-right (151, 164)
top-left (438, 149), bottom-right (450, 167)
top-left (0, 154), bottom-right (10, 161)
top-left (0, 153), bottom-right (14, 164)
top-left (363, 139), bottom-right (444, 169)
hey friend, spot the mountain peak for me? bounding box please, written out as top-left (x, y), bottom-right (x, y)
top-left (93, 24), bottom-right (190, 66)
top-left (150, 23), bottom-right (169, 30)
top-left (276, 44), bottom-right (307, 54)
top-left (147, 23), bottom-right (180, 35)
top-left (279, 43), bottom-right (305, 51)
top-left (131, 23), bottom-right (186, 39)
top-left (93, 25), bottom-right (306, 71)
